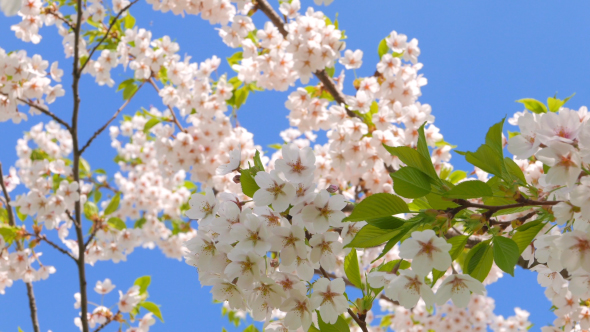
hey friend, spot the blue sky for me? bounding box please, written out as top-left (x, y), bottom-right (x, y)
top-left (1, 0), bottom-right (589, 331)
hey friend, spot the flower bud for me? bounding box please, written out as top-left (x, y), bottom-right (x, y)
top-left (326, 185), bottom-right (338, 193)
top-left (232, 174), bottom-right (241, 184)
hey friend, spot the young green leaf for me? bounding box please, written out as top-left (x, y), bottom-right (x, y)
top-left (442, 180), bottom-right (493, 199)
top-left (377, 38), bottom-right (389, 59)
top-left (104, 192), bottom-right (121, 216)
top-left (344, 249), bottom-right (363, 289)
top-left (345, 225), bottom-right (404, 248)
top-left (390, 167), bottom-right (433, 198)
top-left (240, 169), bottom-right (260, 198)
top-left (107, 217), bottom-right (126, 230)
top-left (383, 145), bottom-right (439, 182)
top-left (512, 220), bottom-right (545, 254)
top-left (343, 193), bottom-right (409, 222)
top-left (140, 301), bottom-right (164, 322)
top-left (463, 240), bottom-right (493, 282)
top-left (516, 98), bottom-right (547, 114)
top-left (492, 236), bottom-right (520, 276)
top-left (83, 201), bottom-right (99, 220)
top-left (134, 276), bottom-right (151, 294)
top-left (365, 216), bottom-right (406, 229)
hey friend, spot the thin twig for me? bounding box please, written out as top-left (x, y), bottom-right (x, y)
top-left (148, 78), bottom-right (186, 132)
top-left (47, 11), bottom-right (76, 30)
top-left (28, 234), bottom-right (77, 261)
top-left (79, 80), bottom-right (146, 154)
top-left (92, 310), bottom-right (120, 332)
top-left (0, 163), bottom-right (41, 332)
top-left (79, 0), bottom-right (140, 74)
top-left (0, 93), bottom-right (70, 129)
top-left (254, 0), bottom-right (361, 119)
top-left (318, 267), bottom-right (369, 332)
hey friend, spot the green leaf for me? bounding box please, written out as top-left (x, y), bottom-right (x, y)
top-left (325, 66), bottom-right (335, 77)
top-left (365, 216), bottom-right (406, 229)
top-left (463, 240), bottom-right (493, 282)
top-left (83, 201), bottom-right (99, 220)
top-left (378, 259), bottom-right (411, 272)
top-left (107, 217), bottom-right (126, 230)
top-left (253, 150), bottom-right (264, 172)
top-left (104, 193), bottom-right (121, 216)
top-left (504, 157), bottom-right (526, 185)
top-left (124, 13), bottom-right (135, 29)
top-left (134, 276), bottom-right (151, 294)
top-left (346, 224), bottom-right (404, 248)
top-left (516, 98), bottom-right (547, 114)
top-left (343, 193), bottom-right (409, 222)
top-left (465, 144), bottom-right (504, 176)
top-left (308, 325), bottom-right (321, 332)
top-left (134, 217), bottom-right (147, 228)
top-left (390, 167), bottom-right (433, 198)
top-left (442, 180), bottom-right (492, 199)
top-left (448, 170), bottom-right (467, 184)
top-left (226, 51), bottom-right (243, 67)
top-left (143, 118), bottom-right (160, 133)
top-left (140, 301), bottom-right (164, 322)
top-left (371, 224), bottom-right (413, 262)
top-left (233, 87), bottom-right (249, 109)
top-left (425, 192), bottom-right (458, 210)
top-left (547, 97), bottom-right (564, 113)
top-left (512, 220), bottom-right (545, 254)
top-left (377, 38), bottom-right (389, 59)
top-left (240, 169), bottom-right (260, 198)
top-left (485, 119), bottom-right (505, 156)
top-left (383, 145), bottom-right (439, 182)
top-left (492, 236), bottom-right (520, 276)
top-left (416, 123), bottom-right (431, 160)
top-left (344, 249), bottom-right (363, 289)
top-left (123, 82), bottom-right (139, 100)
top-left (0, 226), bottom-right (18, 244)
top-left (317, 311), bottom-right (351, 332)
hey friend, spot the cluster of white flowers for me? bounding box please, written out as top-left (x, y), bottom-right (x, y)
top-left (72, 278), bottom-right (156, 332)
top-left (0, 48), bottom-right (65, 123)
top-left (503, 106), bottom-right (590, 331)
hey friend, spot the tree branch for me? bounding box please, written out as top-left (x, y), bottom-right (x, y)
top-left (79, 80), bottom-right (146, 155)
top-left (92, 310), bottom-right (120, 332)
top-left (0, 92), bottom-right (70, 130)
top-left (148, 78), bottom-right (186, 132)
top-left (26, 233), bottom-right (77, 261)
top-left (71, 0), bottom-right (90, 329)
top-left (318, 267), bottom-right (369, 332)
top-left (254, 0), bottom-right (360, 119)
top-left (0, 163), bottom-right (41, 332)
top-left (79, 0), bottom-right (140, 74)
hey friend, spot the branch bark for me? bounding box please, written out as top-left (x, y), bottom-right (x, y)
top-left (148, 78), bottom-right (186, 132)
top-left (0, 92), bottom-right (71, 129)
top-left (0, 163), bottom-right (41, 332)
top-left (79, 80), bottom-right (146, 155)
top-left (254, 0), bottom-right (360, 119)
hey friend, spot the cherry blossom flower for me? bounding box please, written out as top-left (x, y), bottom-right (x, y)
top-left (310, 278), bottom-right (348, 324)
top-left (399, 230), bottom-right (452, 276)
top-left (253, 170), bottom-right (295, 212)
top-left (274, 143), bottom-right (316, 183)
top-left (435, 274), bottom-right (486, 308)
top-left (385, 269), bottom-right (435, 308)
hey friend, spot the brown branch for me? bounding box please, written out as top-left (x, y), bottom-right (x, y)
top-left (79, 0), bottom-right (140, 74)
top-left (40, 235), bottom-right (76, 261)
top-left (254, 0), bottom-right (360, 120)
top-left (0, 163), bottom-right (41, 332)
top-left (0, 92), bottom-right (70, 129)
top-left (47, 11), bottom-right (76, 30)
top-left (148, 78), bottom-right (186, 132)
top-left (71, 0), bottom-right (90, 329)
top-left (79, 80), bottom-right (146, 155)
top-left (318, 267), bottom-right (369, 332)
top-left (92, 310), bottom-right (120, 332)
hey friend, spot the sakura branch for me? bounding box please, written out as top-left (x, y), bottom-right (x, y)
top-left (0, 162), bottom-right (41, 332)
top-left (79, 79), bottom-right (146, 155)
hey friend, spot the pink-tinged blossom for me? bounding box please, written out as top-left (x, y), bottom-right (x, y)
top-left (535, 141), bottom-right (581, 187)
top-left (435, 274), bottom-right (485, 308)
top-left (253, 170), bottom-right (295, 212)
top-left (555, 230), bottom-right (590, 273)
top-left (399, 230), bottom-right (452, 276)
top-left (385, 269), bottom-right (435, 308)
top-left (274, 143), bottom-right (316, 183)
top-left (310, 278), bottom-right (348, 324)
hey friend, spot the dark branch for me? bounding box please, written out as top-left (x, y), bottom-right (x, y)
top-left (79, 80), bottom-right (146, 154)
